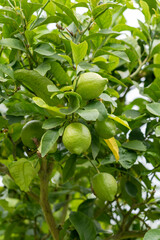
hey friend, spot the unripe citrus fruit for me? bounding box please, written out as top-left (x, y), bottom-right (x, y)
top-left (62, 122), bottom-right (91, 155)
top-left (21, 120), bottom-right (45, 149)
top-left (76, 72), bottom-right (107, 100)
top-left (92, 173), bottom-right (117, 202)
top-left (95, 118), bottom-right (116, 139)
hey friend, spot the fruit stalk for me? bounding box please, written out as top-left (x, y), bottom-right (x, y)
top-left (39, 157), bottom-right (59, 240)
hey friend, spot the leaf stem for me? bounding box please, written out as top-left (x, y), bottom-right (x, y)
top-left (130, 56), bottom-right (149, 78)
top-left (30, 0), bottom-right (50, 30)
top-left (84, 154), bottom-right (100, 173)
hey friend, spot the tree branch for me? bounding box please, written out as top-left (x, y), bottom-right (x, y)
top-left (105, 230), bottom-right (147, 240)
top-left (39, 157), bottom-right (59, 240)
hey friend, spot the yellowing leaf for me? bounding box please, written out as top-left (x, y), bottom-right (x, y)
top-left (32, 97), bottom-right (65, 117)
top-left (109, 114), bottom-right (131, 130)
top-left (104, 137), bottom-right (119, 161)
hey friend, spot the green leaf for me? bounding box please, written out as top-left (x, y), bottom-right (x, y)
top-left (71, 2), bottom-right (89, 9)
top-left (6, 102), bottom-right (45, 116)
top-left (33, 97), bottom-right (65, 117)
top-left (122, 140), bottom-right (147, 151)
top-left (100, 93), bottom-right (117, 107)
top-left (91, 131), bottom-right (100, 160)
top-left (125, 181), bottom-right (138, 197)
top-left (42, 118), bottom-right (65, 130)
top-left (63, 155), bottom-right (76, 182)
top-left (108, 51), bottom-right (130, 63)
top-left (8, 123), bottom-right (23, 142)
top-left (77, 109), bottom-right (99, 121)
top-left (0, 15), bottom-right (18, 26)
top-left (39, 130), bottom-right (59, 157)
top-left (43, 0), bottom-right (56, 16)
top-left (144, 229), bottom-right (160, 240)
top-left (146, 103), bottom-right (160, 117)
top-left (52, 1), bottom-right (79, 27)
top-left (59, 54), bottom-right (72, 66)
top-left (35, 62), bottom-right (51, 76)
top-left (144, 78), bottom-right (160, 101)
top-left (96, 9), bottom-right (112, 29)
top-left (21, 0), bottom-right (42, 21)
top-left (142, 0), bottom-right (157, 15)
top-left (140, 0), bottom-right (151, 23)
top-left (153, 54), bottom-right (160, 78)
top-left (34, 43), bottom-right (54, 56)
top-left (0, 116), bottom-right (8, 129)
top-left (138, 20), bottom-right (150, 39)
top-left (39, 32), bottom-right (61, 45)
top-left (0, 38), bottom-right (25, 51)
top-left (109, 114), bottom-right (131, 130)
top-left (85, 29), bottom-right (120, 40)
top-left (14, 69), bottom-right (60, 106)
top-left (92, 3), bottom-right (119, 19)
top-left (71, 41), bottom-right (88, 66)
top-left (69, 211), bottom-right (96, 240)
top-left (155, 126), bottom-right (160, 137)
top-left (30, 16), bottom-right (60, 29)
top-left (8, 159), bottom-right (37, 192)
top-left (50, 62), bottom-right (71, 85)
top-left (105, 74), bottom-right (127, 87)
top-left (85, 101), bottom-right (108, 121)
top-left (0, 63), bottom-right (14, 78)
top-left (60, 92), bottom-right (81, 115)
top-left (119, 148), bottom-right (137, 169)
top-left (151, 40), bottom-right (160, 56)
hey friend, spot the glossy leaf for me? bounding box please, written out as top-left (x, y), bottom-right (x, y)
top-left (125, 181), bottom-right (138, 197)
top-left (50, 62), bottom-right (71, 85)
top-left (122, 140), bottom-right (147, 151)
top-left (52, 1), bottom-right (79, 27)
top-left (119, 148), bottom-right (137, 169)
top-left (144, 229), bottom-right (160, 240)
top-left (42, 118), bottom-right (65, 130)
top-left (39, 130), bottom-right (59, 157)
top-left (63, 155), bottom-right (76, 182)
top-left (109, 114), bottom-right (131, 130)
top-left (77, 109), bottom-right (99, 121)
top-left (71, 41), bottom-right (88, 66)
top-left (60, 92), bottom-right (81, 115)
top-left (69, 211), bottom-right (96, 240)
top-left (140, 0), bottom-right (151, 23)
top-left (9, 159), bottom-right (37, 192)
top-left (146, 103), bottom-right (160, 116)
top-left (0, 38), bottom-right (25, 51)
top-left (33, 97), bottom-right (65, 117)
top-left (155, 126), bottom-right (160, 137)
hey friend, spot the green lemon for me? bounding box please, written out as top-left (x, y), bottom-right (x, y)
top-left (62, 122), bottom-right (91, 155)
top-left (21, 120), bottom-right (45, 149)
top-left (76, 72), bottom-right (107, 100)
top-left (95, 118), bottom-right (116, 139)
top-left (92, 173), bottom-right (117, 202)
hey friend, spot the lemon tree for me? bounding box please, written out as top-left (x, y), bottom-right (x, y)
top-left (0, 0), bottom-right (160, 240)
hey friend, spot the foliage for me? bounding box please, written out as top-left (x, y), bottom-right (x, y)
top-left (0, 0), bottom-right (160, 239)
